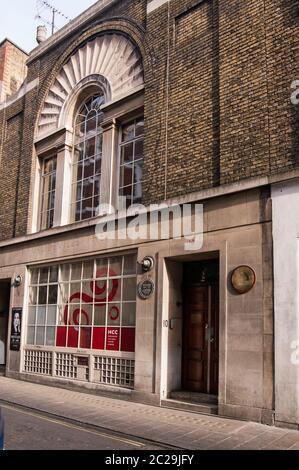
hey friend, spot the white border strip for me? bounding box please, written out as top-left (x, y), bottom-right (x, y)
top-left (147, 0), bottom-right (169, 15)
top-left (0, 78), bottom-right (39, 111)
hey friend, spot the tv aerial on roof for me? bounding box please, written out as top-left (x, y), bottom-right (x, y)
top-left (35, 0), bottom-right (72, 36)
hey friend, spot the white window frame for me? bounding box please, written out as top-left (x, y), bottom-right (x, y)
top-left (37, 153), bottom-right (57, 231)
top-left (117, 114), bottom-right (145, 210)
top-left (25, 253), bottom-right (137, 355)
top-left (70, 93), bottom-right (105, 223)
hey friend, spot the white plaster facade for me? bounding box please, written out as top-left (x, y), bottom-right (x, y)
top-left (272, 178), bottom-right (299, 428)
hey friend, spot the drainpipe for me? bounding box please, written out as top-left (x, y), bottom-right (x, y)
top-left (164, 0), bottom-right (171, 201)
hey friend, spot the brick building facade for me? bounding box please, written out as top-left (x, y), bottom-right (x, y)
top-left (0, 39), bottom-right (27, 103)
top-left (0, 0), bottom-right (298, 428)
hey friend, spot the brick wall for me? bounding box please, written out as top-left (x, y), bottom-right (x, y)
top-left (0, 0), bottom-right (298, 240)
top-left (0, 102), bottom-right (24, 239)
top-left (144, 0), bottom-right (266, 202)
top-left (0, 44), bottom-right (6, 100)
top-left (0, 40), bottom-right (27, 102)
top-left (165, 0), bottom-right (219, 198)
top-left (265, 0), bottom-right (299, 174)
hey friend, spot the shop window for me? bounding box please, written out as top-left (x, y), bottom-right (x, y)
top-left (119, 117), bottom-right (144, 209)
top-left (39, 155), bottom-right (57, 230)
top-left (27, 254), bottom-right (137, 353)
top-left (71, 94), bottom-right (104, 222)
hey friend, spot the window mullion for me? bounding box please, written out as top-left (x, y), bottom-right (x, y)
top-left (55, 143), bottom-right (73, 227)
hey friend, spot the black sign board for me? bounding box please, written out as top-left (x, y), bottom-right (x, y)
top-left (138, 279), bottom-right (155, 300)
top-left (10, 308), bottom-right (22, 352)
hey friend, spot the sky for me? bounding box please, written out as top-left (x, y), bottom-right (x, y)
top-left (0, 0), bottom-right (98, 53)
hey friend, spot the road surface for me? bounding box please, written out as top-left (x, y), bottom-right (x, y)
top-left (1, 404), bottom-right (167, 451)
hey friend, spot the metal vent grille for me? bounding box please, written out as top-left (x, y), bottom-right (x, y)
top-left (23, 349), bottom-right (135, 389)
top-left (24, 350), bottom-right (52, 375)
top-left (55, 353), bottom-right (77, 380)
top-left (94, 356), bottom-right (135, 389)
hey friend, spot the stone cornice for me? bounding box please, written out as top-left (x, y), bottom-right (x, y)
top-left (2, 169), bottom-right (299, 250)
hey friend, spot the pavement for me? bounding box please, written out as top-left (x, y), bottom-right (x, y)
top-left (1, 377), bottom-right (299, 450)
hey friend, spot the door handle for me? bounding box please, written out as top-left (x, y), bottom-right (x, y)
top-left (205, 323), bottom-right (209, 343)
top-left (210, 327), bottom-right (215, 344)
top-left (205, 324), bottom-right (215, 343)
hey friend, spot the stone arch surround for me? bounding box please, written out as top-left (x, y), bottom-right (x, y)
top-left (37, 33), bottom-right (144, 138)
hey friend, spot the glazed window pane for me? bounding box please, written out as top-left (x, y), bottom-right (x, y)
top-left (71, 94), bottom-right (104, 222)
top-left (119, 118), bottom-right (144, 208)
top-left (40, 156), bottom-right (57, 230)
top-left (27, 254), bottom-right (137, 353)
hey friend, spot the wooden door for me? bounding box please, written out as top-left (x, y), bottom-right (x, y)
top-left (182, 285), bottom-right (219, 394)
top-left (209, 285), bottom-right (219, 395)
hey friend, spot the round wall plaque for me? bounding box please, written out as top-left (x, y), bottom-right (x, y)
top-left (231, 266), bottom-right (256, 294)
top-left (138, 279), bottom-right (155, 300)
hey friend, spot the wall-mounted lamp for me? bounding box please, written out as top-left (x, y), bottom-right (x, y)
top-left (14, 275), bottom-right (23, 287)
top-left (139, 256), bottom-right (155, 273)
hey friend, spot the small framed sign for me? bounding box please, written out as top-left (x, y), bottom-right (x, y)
top-left (76, 356), bottom-right (89, 367)
top-left (231, 266), bottom-right (256, 295)
top-left (138, 279), bottom-right (155, 300)
top-left (10, 308), bottom-right (22, 352)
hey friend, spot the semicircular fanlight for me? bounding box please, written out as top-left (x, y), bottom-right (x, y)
top-left (37, 33), bottom-right (144, 139)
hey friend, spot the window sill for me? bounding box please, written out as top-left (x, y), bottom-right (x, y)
top-left (1, 205), bottom-right (143, 248)
top-left (23, 345), bottom-right (135, 359)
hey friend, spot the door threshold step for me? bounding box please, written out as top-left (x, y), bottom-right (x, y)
top-left (161, 399), bottom-right (218, 415)
top-left (170, 391), bottom-right (218, 405)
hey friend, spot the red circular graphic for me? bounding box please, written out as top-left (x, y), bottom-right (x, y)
top-left (109, 306), bottom-right (120, 322)
top-left (64, 268), bottom-right (119, 326)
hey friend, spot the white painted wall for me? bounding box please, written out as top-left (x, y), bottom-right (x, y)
top-left (0, 320), bottom-right (5, 364)
top-left (160, 260), bottom-right (183, 399)
top-left (272, 179), bottom-right (299, 425)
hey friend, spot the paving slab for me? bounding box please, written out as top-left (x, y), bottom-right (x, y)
top-left (0, 377), bottom-right (299, 450)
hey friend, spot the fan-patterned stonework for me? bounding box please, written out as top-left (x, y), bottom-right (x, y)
top-left (37, 34), bottom-right (144, 139)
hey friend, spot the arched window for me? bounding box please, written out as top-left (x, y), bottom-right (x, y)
top-left (71, 93), bottom-right (104, 222)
